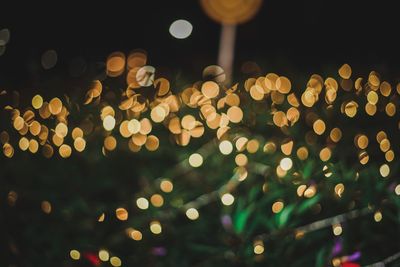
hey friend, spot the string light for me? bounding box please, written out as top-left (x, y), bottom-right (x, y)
top-left (189, 153), bottom-right (203, 167)
top-left (221, 193), bottom-right (235, 206)
top-left (279, 157), bottom-right (293, 171)
top-left (150, 221), bottom-right (162, 234)
top-left (186, 208), bottom-right (200, 220)
top-left (136, 197), bottom-right (149, 210)
top-left (69, 249), bottom-right (80, 260)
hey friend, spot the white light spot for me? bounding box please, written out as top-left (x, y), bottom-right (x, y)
top-left (169, 20), bottom-right (193, 39)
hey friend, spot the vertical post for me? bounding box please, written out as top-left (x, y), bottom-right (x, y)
top-left (218, 24), bottom-right (236, 84)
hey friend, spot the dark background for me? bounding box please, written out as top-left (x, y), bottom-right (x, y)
top-left (1, 0), bottom-right (400, 93)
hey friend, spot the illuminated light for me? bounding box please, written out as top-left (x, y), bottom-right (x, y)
top-left (319, 147), bottom-right (332, 162)
top-left (154, 77), bottom-right (171, 96)
top-left (106, 51), bottom-right (125, 77)
top-left (144, 135), bottom-right (159, 152)
top-left (235, 153), bottom-right (248, 166)
top-left (254, 244), bottom-right (264, 255)
top-left (41, 201), bottom-right (52, 214)
top-left (279, 157), bottom-right (293, 171)
top-left (359, 151), bottom-right (369, 165)
top-left (104, 136), bottom-right (117, 151)
top-left (200, 0), bottom-right (262, 25)
top-left (130, 229), bottom-right (143, 241)
top-left (296, 147), bottom-right (308, 160)
top-left (365, 103), bottom-right (377, 116)
top-left (304, 186), bottom-right (316, 198)
top-left (136, 65), bottom-right (155, 87)
top-left (367, 91), bottom-right (379, 105)
top-left (110, 256), bottom-right (122, 267)
top-left (236, 166), bottom-right (248, 181)
top-left (29, 121), bottom-right (41, 136)
top-left (101, 106), bottom-right (115, 120)
top-left (150, 194), bottom-right (164, 207)
top-left (281, 140), bottom-right (293, 155)
top-left (136, 197), bottom-right (149, 210)
top-left (385, 150), bottom-right (395, 162)
top-left (128, 119), bottom-right (141, 134)
top-left (41, 49), bottom-right (58, 69)
top-left (334, 183), bottom-right (345, 197)
top-left (132, 133), bottom-right (147, 146)
top-left (272, 201), bottom-right (284, 213)
top-left (338, 63), bottom-right (352, 79)
top-left (32, 95), bottom-right (43, 109)
top-left (59, 144), bottom-right (72, 158)
top-left (150, 221), bottom-right (162, 234)
top-left (273, 111), bottom-right (288, 127)
top-left (332, 224), bottom-right (342, 236)
top-left (99, 250), bottom-right (109, 262)
top-left (323, 165), bottom-right (332, 177)
top-left (116, 207), bottom-right (128, 221)
top-left (74, 137), bottom-right (86, 152)
top-left (160, 179), bottom-right (173, 193)
top-left (71, 127), bottom-right (83, 140)
top-left (394, 184), bottom-right (400, 195)
top-left (103, 115), bottom-right (116, 131)
top-left (98, 213), bottom-right (105, 222)
top-left (286, 107), bottom-right (300, 125)
top-left (276, 165), bottom-right (287, 178)
top-left (186, 208), bottom-right (200, 220)
top-left (374, 211), bottom-right (382, 222)
top-left (227, 106), bottom-right (243, 123)
top-left (202, 65), bottom-right (226, 83)
top-left (250, 84), bottom-right (264, 100)
top-left (344, 101), bottom-right (358, 118)
top-left (297, 185), bottom-right (307, 197)
top-left (181, 115), bottom-right (196, 130)
top-left (369, 71), bottom-right (380, 87)
top-left (385, 102), bottom-right (396, 117)
top-left (276, 76), bottom-right (291, 94)
top-left (70, 249), bottom-right (80, 260)
top-left (13, 116), bottom-right (24, 131)
top-left (55, 122), bottom-right (68, 138)
top-left (332, 258), bottom-right (341, 267)
top-left (356, 134), bottom-right (369, 149)
top-left (169, 19), bottom-right (193, 39)
top-left (119, 120), bottom-right (132, 138)
top-left (246, 139), bottom-right (259, 154)
top-left (313, 119), bottom-right (326, 135)
top-left (235, 137), bottom-right (248, 151)
top-left (226, 93), bottom-right (240, 107)
top-left (263, 141), bottom-right (276, 154)
top-left (150, 106), bottom-right (166, 123)
top-left (189, 153), bottom-right (203, 167)
top-left (380, 164), bottom-right (390, 178)
top-left (219, 140), bottom-right (233, 155)
top-left (201, 81), bottom-right (219, 98)
top-left (126, 228), bottom-right (143, 241)
top-left (221, 193), bottom-right (235, 206)
top-left (52, 133), bottom-right (64, 147)
top-left (19, 137), bottom-right (29, 151)
top-left (380, 138), bottom-right (390, 152)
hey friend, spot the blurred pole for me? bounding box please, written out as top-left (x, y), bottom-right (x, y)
top-left (218, 24), bottom-right (236, 84)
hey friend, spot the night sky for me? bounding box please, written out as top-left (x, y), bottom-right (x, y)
top-left (1, 0), bottom-right (400, 92)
